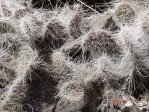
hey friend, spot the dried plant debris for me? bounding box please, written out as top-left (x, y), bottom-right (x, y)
top-left (0, 0), bottom-right (149, 112)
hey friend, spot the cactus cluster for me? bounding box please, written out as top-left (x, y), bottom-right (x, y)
top-left (0, 0), bottom-right (149, 112)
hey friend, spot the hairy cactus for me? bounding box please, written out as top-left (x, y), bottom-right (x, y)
top-left (113, 1), bottom-right (136, 25)
top-left (0, 44), bottom-right (39, 111)
top-left (56, 80), bottom-right (85, 112)
top-left (0, 20), bottom-right (16, 34)
top-left (0, 0), bottom-right (149, 112)
top-left (69, 4), bottom-right (83, 39)
top-left (0, 0), bottom-right (12, 17)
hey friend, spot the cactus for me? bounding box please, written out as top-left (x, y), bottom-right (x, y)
top-left (0, 0), bottom-right (12, 17)
top-left (0, 44), bottom-right (39, 111)
top-left (0, 0), bottom-right (149, 112)
top-left (56, 80), bottom-right (85, 112)
top-left (113, 2), bottom-right (135, 25)
top-left (69, 4), bottom-right (83, 39)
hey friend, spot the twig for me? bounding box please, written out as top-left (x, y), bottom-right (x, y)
top-left (76, 0), bottom-right (100, 14)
